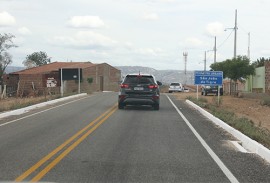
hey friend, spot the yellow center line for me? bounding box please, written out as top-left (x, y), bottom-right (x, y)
top-left (15, 104), bottom-right (117, 182)
top-left (31, 106), bottom-right (118, 182)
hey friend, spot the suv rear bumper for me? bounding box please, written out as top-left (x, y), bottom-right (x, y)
top-left (119, 95), bottom-right (160, 105)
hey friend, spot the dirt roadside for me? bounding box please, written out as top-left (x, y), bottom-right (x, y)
top-left (173, 91), bottom-right (270, 131)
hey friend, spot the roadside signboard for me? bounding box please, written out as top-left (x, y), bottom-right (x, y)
top-left (46, 77), bottom-right (57, 87)
top-left (194, 71), bottom-right (223, 85)
top-left (59, 68), bottom-right (83, 80)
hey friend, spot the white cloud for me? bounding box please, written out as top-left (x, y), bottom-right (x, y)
top-left (261, 50), bottom-right (270, 56)
top-left (124, 42), bottom-right (134, 50)
top-left (0, 11), bottom-right (16, 27)
top-left (67, 16), bottom-right (105, 28)
top-left (18, 27), bottom-right (32, 35)
top-left (205, 22), bottom-right (224, 37)
top-left (49, 31), bottom-right (116, 49)
top-left (184, 37), bottom-right (203, 48)
top-left (158, 0), bottom-right (176, 2)
top-left (142, 13), bottom-right (159, 21)
top-left (135, 48), bottom-right (163, 56)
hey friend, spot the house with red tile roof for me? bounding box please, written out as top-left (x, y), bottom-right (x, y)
top-left (4, 62), bottom-right (121, 97)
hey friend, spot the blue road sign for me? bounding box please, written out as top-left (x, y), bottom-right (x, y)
top-left (194, 71), bottom-right (223, 85)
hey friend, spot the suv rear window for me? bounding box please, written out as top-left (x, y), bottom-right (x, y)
top-left (124, 75), bottom-right (155, 84)
top-left (170, 83), bottom-right (180, 86)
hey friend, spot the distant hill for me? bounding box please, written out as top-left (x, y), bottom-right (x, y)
top-left (115, 66), bottom-right (195, 85)
top-left (5, 66), bottom-right (25, 74)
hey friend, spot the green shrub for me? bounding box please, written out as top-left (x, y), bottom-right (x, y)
top-left (211, 107), bottom-right (270, 148)
top-left (87, 77), bottom-right (93, 84)
top-left (190, 99), bottom-right (270, 148)
top-left (186, 96), bottom-right (209, 108)
top-left (211, 96), bottom-right (223, 106)
top-left (260, 97), bottom-right (270, 107)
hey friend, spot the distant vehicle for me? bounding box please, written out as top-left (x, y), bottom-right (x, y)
top-left (168, 82), bottom-right (183, 93)
top-left (201, 85), bottom-right (223, 96)
top-left (118, 73), bottom-right (161, 110)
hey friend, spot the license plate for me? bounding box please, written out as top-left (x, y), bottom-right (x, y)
top-left (134, 87), bottom-right (144, 91)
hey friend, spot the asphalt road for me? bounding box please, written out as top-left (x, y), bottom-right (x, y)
top-left (0, 92), bottom-right (269, 182)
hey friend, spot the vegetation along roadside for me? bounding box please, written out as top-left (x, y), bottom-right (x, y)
top-left (186, 95), bottom-right (270, 149)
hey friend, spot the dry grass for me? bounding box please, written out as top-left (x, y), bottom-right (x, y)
top-left (0, 95), bottom-right (60, 112)
top-left (174, 91), bottom-right (270, 148)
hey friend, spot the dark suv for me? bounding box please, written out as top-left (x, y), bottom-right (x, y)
top-left (201, 85), bottom-right (223, 96)
top-left (118, 74), bottom-right (161, 110)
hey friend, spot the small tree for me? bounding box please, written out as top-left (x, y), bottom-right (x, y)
top-left (210, 56), bottom-right (255, 82)
top-left (252, 57), bottom-right (270, 68)
top-left (23, 51), bottom-right (51, 68)
top-left (210, 56), bottom-right (255, 95)
top-left (0, 33), bottom-right (17, 84)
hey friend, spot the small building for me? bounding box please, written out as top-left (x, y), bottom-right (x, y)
top-left (3, 62), bottom-right (121, 97)
top-left (243, 62), bottom-right (270, 94)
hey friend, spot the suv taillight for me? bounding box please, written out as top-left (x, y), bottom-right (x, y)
top-left (148, 85), bottom-right (158, 89)
top-left (120, 84), bottom-right (129, 88)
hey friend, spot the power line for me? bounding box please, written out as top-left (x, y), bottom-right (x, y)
top-left (217, 29), bottom-right (234, 49)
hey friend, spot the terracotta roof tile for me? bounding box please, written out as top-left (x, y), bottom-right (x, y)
top-left (12, 62), bottom-right (96, 74)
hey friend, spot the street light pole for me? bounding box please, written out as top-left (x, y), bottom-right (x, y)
top-left (248, 32), bottom-right (250, 59)
top-left (234, 9), bottom-right (237, 59)
top-left (214, 36), bottom-right (217, 63)
top-left (225, 9), bottom-right (238, 59)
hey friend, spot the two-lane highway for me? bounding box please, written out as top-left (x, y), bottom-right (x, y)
top-left (0, 92), bottom-right (269, 182)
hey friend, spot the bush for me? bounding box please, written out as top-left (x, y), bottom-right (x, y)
top-left (87, 77), bottom-right (93, 84)
top-left (260, 97), bottom-right (270, 107)
top-left (211, 96), bottom-right (223, 106)
top-left (189, 97), bottom-right (270, 148)
top-left (186, 96), bottom-right (209, 108)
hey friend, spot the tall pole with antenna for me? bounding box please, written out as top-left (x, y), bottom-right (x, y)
top-left (183, 52), bottom-right (188, 84)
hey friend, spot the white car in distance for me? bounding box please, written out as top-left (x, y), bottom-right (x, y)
top-left (168, 82), bottom-right (183, 93)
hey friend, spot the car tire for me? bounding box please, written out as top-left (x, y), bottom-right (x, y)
top-left (153, 104), bottom-right (159, 110)
top-left (169, 91), bottom-right (172, 93)
top-left (118, 103), bottom-right (124, 109)
top-left (204, 92), bottom-right (207, 96)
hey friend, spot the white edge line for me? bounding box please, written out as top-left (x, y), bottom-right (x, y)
top-left (166, 95), bottom-right (239, 183)
top-left (186, 99), bottom-right (270, 163)
top-left (0, 95), bottom-right (91, 128)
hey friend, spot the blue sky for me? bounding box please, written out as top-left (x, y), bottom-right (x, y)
top-left (1, 0), bottom-right (270, 70)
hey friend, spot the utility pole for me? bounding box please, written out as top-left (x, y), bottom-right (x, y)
top-left (204, 51), bottom-right (206, 71)
top-left (248, 32), bottom-right (250, 59)
top-left (234, 9), bottom-right (237, 59)
top-left (224, 9), bottom-right (238, 59)
top-left (183, 52), bottom-right (188, 84)
top-left (214, 36), bottom-right (217, 63)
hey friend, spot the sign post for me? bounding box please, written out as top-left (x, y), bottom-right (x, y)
top-left (59, 68), bottom-right (82, 96)
top-left (194, 71), bottom-right (223, 104)
top-left (61, 68), bottom-right (63, 97)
